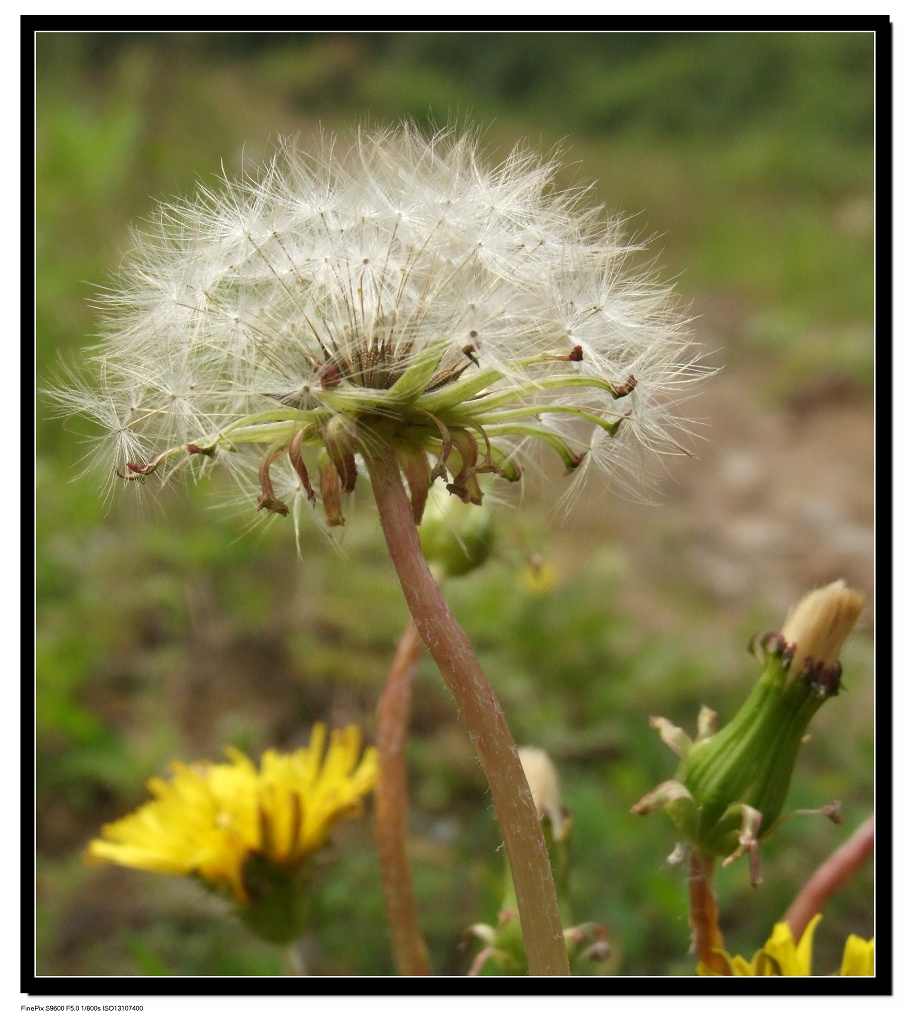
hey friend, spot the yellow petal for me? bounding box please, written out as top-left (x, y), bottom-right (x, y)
top-left (839, 935), bottom-right (874, 976)
top-left (85, 725), bottom-right (377, 909)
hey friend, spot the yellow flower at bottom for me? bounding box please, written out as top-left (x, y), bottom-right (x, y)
top-left (697, 915), bottom-right (874, 976)
top-left (839, 934), bottom-right (875, 976)
top-left (87, 724), bottom-right (378, 906)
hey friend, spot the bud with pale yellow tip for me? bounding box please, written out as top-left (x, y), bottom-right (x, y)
top-left (780, 580), bottom-right (866, 681)
top-left (633, 581), bottom-right (865, 884)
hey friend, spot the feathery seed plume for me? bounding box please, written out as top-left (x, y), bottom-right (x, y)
top-left (52, 125), bottom-right (706, 529)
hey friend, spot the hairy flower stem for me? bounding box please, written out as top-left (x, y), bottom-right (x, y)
top-left (365, 449), bottom-right (570, 976)
top-left (375, 615), bottom-right (431, 975)
top-left (784, 814), bottom-right (874, 942)
top-left (688, 850), bottom-right (728, 975)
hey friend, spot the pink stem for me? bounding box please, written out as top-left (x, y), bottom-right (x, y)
top-left (375, 616), bottom-right (432, 975)
top-left (784, 814), bottom-right (874, 941)
top-left (365, 449), bottom-right (569, 976)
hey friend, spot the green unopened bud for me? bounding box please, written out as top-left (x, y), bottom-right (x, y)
top-left (418, 482), bottom-right (494, 578)
top-left (633, 581), bottom-right (864, 878)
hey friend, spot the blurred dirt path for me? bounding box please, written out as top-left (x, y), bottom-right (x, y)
top-left (553, 329), bottom-right (874, 638)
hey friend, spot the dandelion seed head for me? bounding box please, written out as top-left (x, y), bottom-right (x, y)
top-left (50, 124), bottom-right (710, 530)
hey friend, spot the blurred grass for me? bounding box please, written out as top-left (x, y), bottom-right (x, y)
top-left (35, 32), bottom-right (875, 977)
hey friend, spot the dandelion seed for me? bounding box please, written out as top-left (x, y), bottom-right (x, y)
top-left (50, 125), bottom-right (707, 528)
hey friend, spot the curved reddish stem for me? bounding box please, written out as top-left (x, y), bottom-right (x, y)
top-left (375, 616), bottom-right (432, 975)
top-left (365, 448), bottom-right (569, 976)
top-left (784, 814), bottom-right (874, 941)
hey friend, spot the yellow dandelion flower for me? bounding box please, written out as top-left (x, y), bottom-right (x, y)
top-left (752, 916), bottom-right (822, 976)
top-left (698, 915), bottom-right (874, 976)
top-left (87, 724), bottom-right (377, 908)
top-left (839, 934), bottom-right (875, 976)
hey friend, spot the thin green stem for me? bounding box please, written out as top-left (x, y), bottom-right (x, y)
top-left (365, 447), bottom-right (570, 976)
top-left (375, 615), bottom-right (432, 975)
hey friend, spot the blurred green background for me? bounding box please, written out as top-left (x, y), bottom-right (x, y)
top-left (36, 32), bottom-right (875, 977)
